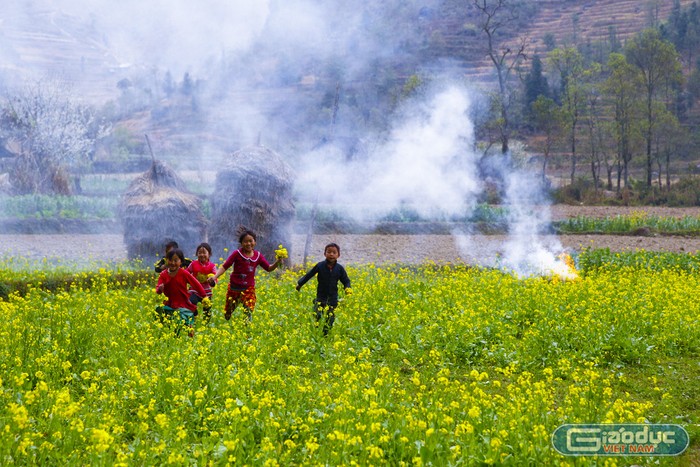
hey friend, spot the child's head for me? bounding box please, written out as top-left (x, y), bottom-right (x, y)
top-left (324, 243), bottom-right (340, 263)
top-left (196, 242), bottom-right (212, 262)
top-left (165, 248), bottom-right (185, 271)
top-left (164, 240), bottom-right (179, 254)
top-left (236, 227), bottom-right (257, 252)
top-left (237, 227), bottom-right (257, 244)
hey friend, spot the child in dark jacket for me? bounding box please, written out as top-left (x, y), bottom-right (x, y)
top-left (296, 243), bottom-right (352, 335)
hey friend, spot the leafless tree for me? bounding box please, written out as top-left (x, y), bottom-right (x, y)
top-left (472, 0), bottom-right (527, 154)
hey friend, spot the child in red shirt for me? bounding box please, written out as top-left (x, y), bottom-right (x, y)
top-left (187, 242), bottom-right (217, 323)
top-left (209, 228), bottom-right (284, 322)
top-left (156, 248), bottom-right (208, 336)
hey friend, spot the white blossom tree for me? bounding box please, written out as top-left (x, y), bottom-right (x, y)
top-left (0, 78), bottom-right (108, 194)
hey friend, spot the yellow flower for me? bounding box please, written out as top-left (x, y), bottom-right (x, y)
top-left (275, 245), bottom-right (288, 260)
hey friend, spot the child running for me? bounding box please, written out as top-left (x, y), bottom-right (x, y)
top-left (186, 242), bottom-right (217, 323)
top-left (156, 248), bottom-right (209, 336)
top-left (155, 240), bottom-right (192, 273)
top-left (296, 243), bottom-right (352, 335)
top-left (209, 228), bottom-right (284, 322)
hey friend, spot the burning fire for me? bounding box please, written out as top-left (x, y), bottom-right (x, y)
top-left (555, 253), bottom-right (580, 281)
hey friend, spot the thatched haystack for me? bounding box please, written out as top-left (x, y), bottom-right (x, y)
top-left (119, 160), bottom-right (206, 260)
top-left (209, 145), bottom-right (295, 262)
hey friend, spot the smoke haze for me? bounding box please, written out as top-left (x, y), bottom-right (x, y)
top-left (0, 0), bottom-right (574, 277)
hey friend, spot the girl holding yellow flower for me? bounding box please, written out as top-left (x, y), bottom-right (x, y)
top-left (209, 227), bottom-right (285, 322)
top-left (186, 242), bottom-right (217, 323)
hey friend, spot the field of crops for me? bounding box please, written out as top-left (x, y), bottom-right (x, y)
top-left (1, 251), bottom-right (698, 465)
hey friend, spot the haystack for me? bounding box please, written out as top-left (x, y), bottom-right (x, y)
top-left (119, 160), bottom-right (206, 260)
top-left (208, 145), bottom-right (295, 262)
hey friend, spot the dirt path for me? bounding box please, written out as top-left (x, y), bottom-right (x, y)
top-left (1, 206), bottom-right (699, 265)
top-left (1, 232), bottom-right (699, 266)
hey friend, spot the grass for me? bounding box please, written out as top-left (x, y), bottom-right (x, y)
top-left (0, 251), bottom-right (697, 465)
top-left (0, 195), bottom-right (117, 220)
top-left (4, 195), bottom-right (700, 238)
top-left (555, 212), bottom-right (700, 236)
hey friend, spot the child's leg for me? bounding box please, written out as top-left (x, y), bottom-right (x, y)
top-left (323, 305), bottom-right (336, 336)
top-left (313, 300), bottom-right (326, 322)
top-left (313, 301), bottom-right (335, 335)
top-left (188, 291), bottom-right (202, 316)
top-left (241, 287), bottom-right (257, 322)
top-left (224, 289), bottom-right (240, 321)
top-left (202, 304), bottom-right (212, 323)
top-left (155, 305), bottom-right (175, 324)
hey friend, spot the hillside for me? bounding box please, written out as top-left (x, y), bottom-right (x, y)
top-left (425, 0), bottom-right (697, 83)
top-left (0, 6), bottom-right (128, 103)
top-left (1, 0), bottom-right (697, 170)
top-left (2, 1), bottom-right (694, 101)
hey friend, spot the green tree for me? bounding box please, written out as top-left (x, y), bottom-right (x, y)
top-left (625, 28), bottom-right (683, 187)
top-left (547, 47), bottom-right (587, 184)
top-left (530, 95), bottom-right (563, 183)
top-left (579, 62), bottom-right (606, 191)
top-left (652, 108), bottom-right (686, 190)
top-left (603, 53), bottom-right (644, 191)
top-left (523, 54), bottom-right (549, 123)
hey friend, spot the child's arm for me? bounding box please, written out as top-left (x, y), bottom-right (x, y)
top-left (295, 264), bottom-right (319, 291)
top-left (209, 251), bottom-right (235, 285)
top-left (209, 265), bottom-right (227, 285)
top-left (156, 272), bottom-right (168, 294)
top-left (154, 258), bottom-right (166, 273)
top-left (340, 266), bottom-right (352, 294)
top-left (184, 269), bottom-right (207, 298)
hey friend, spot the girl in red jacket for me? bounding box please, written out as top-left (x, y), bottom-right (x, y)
top-left (156, 248), bottom-right (209, 336)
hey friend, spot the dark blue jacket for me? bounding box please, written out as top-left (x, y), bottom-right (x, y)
top-left (297, 260), bottom-right (351, 306)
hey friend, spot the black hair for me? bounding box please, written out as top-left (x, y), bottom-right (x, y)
top-left (237, 226), bottom-right (257, 244)
top-left (166, 248), bottom-right (185, 262)
top-left (324, 243), bottom-right (340, 254)
top-left (164, 240), bottom-right (179, 251)
top-left (196, 242), bottom-right (212, 256)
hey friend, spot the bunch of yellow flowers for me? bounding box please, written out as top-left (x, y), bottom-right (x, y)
top-left (275, 245), bottom-right (288, 260)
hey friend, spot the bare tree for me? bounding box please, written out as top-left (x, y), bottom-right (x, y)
top-left (0, 78), bottom-right (107, 194)
top-left (472, 0), bottom-right (527, 154)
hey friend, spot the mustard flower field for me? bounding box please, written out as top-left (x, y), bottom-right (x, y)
top-left (0, 251), bottom-right (698, 466)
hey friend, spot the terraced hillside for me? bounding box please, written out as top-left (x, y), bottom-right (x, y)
top-left (0, 6), bottom-right (127, 103)
top-left (464, 0), bottom-right (696, 81)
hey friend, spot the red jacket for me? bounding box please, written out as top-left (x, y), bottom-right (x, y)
top-left (157, 268), bottom-right (207, 311)
top-left (187, 260), bottom-right (217, 297)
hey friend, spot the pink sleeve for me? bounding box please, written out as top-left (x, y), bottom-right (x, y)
top-left (258, 253), bottom-right (272, 272)
top-left (222, 250), bottom-right (238, 270)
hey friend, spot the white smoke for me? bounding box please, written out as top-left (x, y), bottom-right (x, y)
top-left (1, 1), bottom-right (577, 278)
top-left (502, 166), bottom-right (573, 278)
top-left (296, 83), bottom-right (481, 221)
top-left (51, 0), bottom-right (271, 73)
